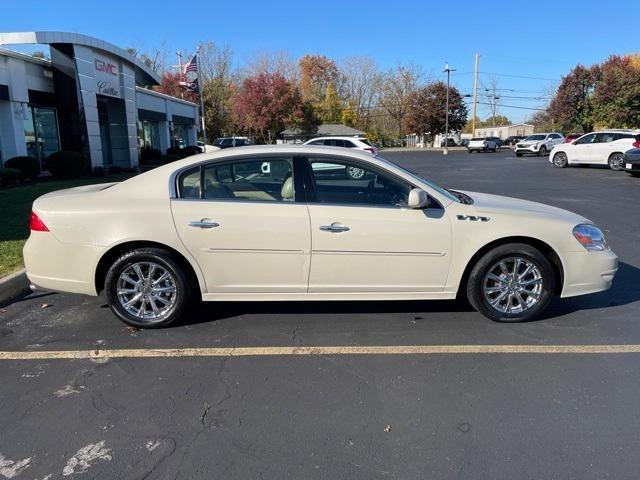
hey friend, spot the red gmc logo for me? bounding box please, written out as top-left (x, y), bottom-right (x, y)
top-left (95, 59), bottom-right (118, 76)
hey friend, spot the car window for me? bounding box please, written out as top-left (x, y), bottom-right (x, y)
top-left (178, 167), bottom-right (201, 199)
top-left (308, 159), bottom-right (410, 207)
top-left (613, 133), bottom-right (634, 140)
top-left (199, 158), bottom-right (294, 202)
top-left (343, 140), bottom-right (356, 148)
top-left (550, 134), bottom-right (561, 139)
top-left (308, 140), bottom-right (323, 145)
top-left (594, 133), bottom-right (616, 143)
top-left (359, 138), bottom-right (373, 146)
top-left (574, 133), bottom-right (597, 145)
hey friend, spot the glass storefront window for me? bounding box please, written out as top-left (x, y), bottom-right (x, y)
top-left (172, 124), bottom-right (189, 149)
top-left (23, 105), bottom-right (60, 170)
top-left (137, 120), bottom-right (160, 149)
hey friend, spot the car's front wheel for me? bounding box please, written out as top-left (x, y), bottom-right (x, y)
top-left (467, 243), bottom-right (555, 322)
top-left (105, 248), bottom-right (193, 328)
top-left (538, 146), bottom-right (547, 156)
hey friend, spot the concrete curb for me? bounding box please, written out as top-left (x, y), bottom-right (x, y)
top-left (0, 269), bottom-right (29, 304)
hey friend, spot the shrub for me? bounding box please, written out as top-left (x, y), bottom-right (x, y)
top-left (46, 151), bottom-right (86, 178)
top-left (92, 166), bottom-right (105, 177)
top-left (180, 145), bottom-right (202, 157)
top-left (162, 154), bottom-right (181, 164)
top-left (4, 156), bottom-right (40, 181)
top-left (0, 167), bottom-right (21, 187)
top-left (140, 147), bottom-right (163, 165)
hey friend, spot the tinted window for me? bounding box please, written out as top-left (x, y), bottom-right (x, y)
top-left (358, 138), bottom-right (373, 146)
top-left (614, 133), bottom-right (635, 140)
top-left (202, 158), bottom-right (294, 202)
top-left (550, 134), bottom-right (561, 139)
top-left (178, 167), bottom-right (201, 199)
top-left (594, 133), bottom-right (616, 143)
top-left (308, 140), bottom-right (323, 145)
top-left (574, 133), bottom-right (597, 145)
top-left (343, 140), bottom-right (356, 148)
top-left (309, 159), bottom-right (410, 207)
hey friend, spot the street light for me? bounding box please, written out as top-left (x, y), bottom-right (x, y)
top-left (443, 62), bottom-right (456, 155)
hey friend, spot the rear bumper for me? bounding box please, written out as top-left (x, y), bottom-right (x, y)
top-left (23, 232), bottom-right (104, 296)
top-left (560, 249), bottom-right (619, 298)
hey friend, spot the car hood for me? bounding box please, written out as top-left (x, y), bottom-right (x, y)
top-left (459, 190), bottom-right (589, 225)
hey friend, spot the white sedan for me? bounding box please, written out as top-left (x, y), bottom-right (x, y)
top-left (24, 145), bottom-right (618, 328)
top-left (550, 130), bottom-right (640, 170)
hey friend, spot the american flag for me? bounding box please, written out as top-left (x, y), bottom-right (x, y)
top-left (184, 55), bottom-right (198, 74)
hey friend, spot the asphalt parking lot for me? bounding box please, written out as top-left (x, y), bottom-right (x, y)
top-left (2, 148), bottom-right (640, 479)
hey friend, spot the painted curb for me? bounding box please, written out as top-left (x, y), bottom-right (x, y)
top-left (0, 269), bottom-right (29, 304)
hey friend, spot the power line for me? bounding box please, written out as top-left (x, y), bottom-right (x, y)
top-left (478, 71), bottom-right (558, 81)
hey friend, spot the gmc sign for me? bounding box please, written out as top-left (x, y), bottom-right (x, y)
top-left (95, 59), bottom-right (118, 76)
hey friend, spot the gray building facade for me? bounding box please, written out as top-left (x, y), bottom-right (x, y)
top-left (0, 31), bottom-right (198, 170)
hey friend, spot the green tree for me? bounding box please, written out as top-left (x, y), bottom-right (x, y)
top-left (592, 55), bottom-right (640, 129)
top-left (320, 82), bottom-right (343, 123)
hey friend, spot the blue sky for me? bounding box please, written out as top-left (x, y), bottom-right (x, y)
top-left (3, 0), bottom-right (639, 122)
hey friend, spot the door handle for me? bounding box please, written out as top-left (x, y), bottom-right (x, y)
top-left (188, 219), bottom-right (220, 229)
top-left (319, 222), bottom-right (350, 233)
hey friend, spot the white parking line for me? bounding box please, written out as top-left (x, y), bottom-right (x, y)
top-left (3, 344), bottom-right (640, 360)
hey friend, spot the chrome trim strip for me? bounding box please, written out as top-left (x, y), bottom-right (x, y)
top-left (312, 250), bottom-right (445, 256)
top-left (204, 248), bottom-right (304, 254)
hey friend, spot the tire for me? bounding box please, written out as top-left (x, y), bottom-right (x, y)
top-left (608, 152), bottom-right (624, 171)
top-left (466, 243), bottom-right (555, 322)
top-left (105, 248), bottom-right (193, 328)
top-left (468, 149), bottom-right (473, 154)
top-left (538, 146), bottom-right (547, 156)
top-left (515, 152), bottom-right (523, 157)
top-left (552, 152), bottom-right (568, 168)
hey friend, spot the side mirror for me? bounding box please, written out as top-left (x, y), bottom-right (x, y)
top-left (408, 188), bottom-right (428, 209)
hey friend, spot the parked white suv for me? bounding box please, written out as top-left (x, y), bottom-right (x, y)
top-left (515, 133), bottom-right (565, 157)
top-left (549, 130), bottom-right (640, 170)
top-left (467, 137), bottom-right (497, 153)
top-left (304, 136), bottom-right (377, 155)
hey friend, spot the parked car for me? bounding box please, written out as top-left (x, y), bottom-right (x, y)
top-left (213, 137), bottom-right (254, 149)
top-left (304, 136), bottom-right (377, 155)
top-left (24, 145), bottom-right (617, 327)
top-left (549, 130), bottom-right (640, 170)
top-left (486, 136), bottom-right (504, 148)
top-left (515, 133), bottom-right (565, 156)
top-left (503, 136), bottom-right (526, 146)
top-left (440, 138), bottom-right (458, 147)
top-left (467, 137), bottom-right (497, 153)
top-left (564, 133), bottom-right (584, 143)
top-left (622, 148), bottom-right (640, 177)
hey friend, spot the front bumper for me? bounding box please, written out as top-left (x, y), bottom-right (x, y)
top-left (515, 144), bottom-right (540, 153)
top-left (560, 249), bottom-right (619, 298)
top-left (623, 161), bottom-right (640, 174)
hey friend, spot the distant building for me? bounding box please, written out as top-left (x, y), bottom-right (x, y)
top-left (0, 31), bottom-right (198, 170)
top-left (280, 123), bottom-right (366, 144)
top-left (474, 123), bottom-right (534, 139)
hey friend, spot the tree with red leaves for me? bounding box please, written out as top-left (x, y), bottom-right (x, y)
top-left (548, 64), bottom-right (599, 133)
top-left (153, 71), bottom-right (199, 104)
top-left (233, 72), bottom-right (318, 143)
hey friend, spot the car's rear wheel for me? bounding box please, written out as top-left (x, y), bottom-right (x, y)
top-left (467, 243), bottom-right (555, 322)
top-left (538, 146), bottom-right (547, 156)
top-left (608, 153), bottom-right (624, 171)
top-left (105, 248), bottom-right (192, 328)
top-left (552, 152), bottom-right (568, 168)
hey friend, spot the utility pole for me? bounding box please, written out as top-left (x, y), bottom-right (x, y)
top-left (443, 62), bottom-right (455, 155)
top-left (195, 46), bottom-right (208, 146)
top-left (472, 53), bottom-right (479, 137)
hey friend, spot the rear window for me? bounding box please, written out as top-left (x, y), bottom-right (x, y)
top-left (358, 138), bottom-right (373, 146)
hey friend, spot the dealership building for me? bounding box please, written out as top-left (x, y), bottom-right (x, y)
top-left (0, 31), bottom-right (199, 170)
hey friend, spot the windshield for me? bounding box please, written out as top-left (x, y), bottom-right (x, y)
top-left (525, 134), bottom-right (546, 141)
top-left (375, 155), bottom-right (460, 203)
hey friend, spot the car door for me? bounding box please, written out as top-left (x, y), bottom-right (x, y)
top-left (304, 156), bottom-right (452, 293)
top-left (589, 132), bottom-right (617, 164)
top-left (170, 156), bottom-right (311, 294)
top-left (568, 133), bottom-right (597, 163)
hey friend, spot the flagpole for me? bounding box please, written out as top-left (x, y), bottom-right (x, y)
top-left (195, 46), bottom-right (207, 146)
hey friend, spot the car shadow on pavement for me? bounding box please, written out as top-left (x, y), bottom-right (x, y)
top-left (175, 298), bottom-right (476, 327)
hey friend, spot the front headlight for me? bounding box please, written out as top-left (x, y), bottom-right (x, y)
top-left (573, 224), bottom-right (609, 251)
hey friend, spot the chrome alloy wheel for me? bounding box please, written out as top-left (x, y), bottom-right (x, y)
top-left (482, 257), bottom-right (543, 315)
top-left (116, 262), bottom-right (177, 320)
